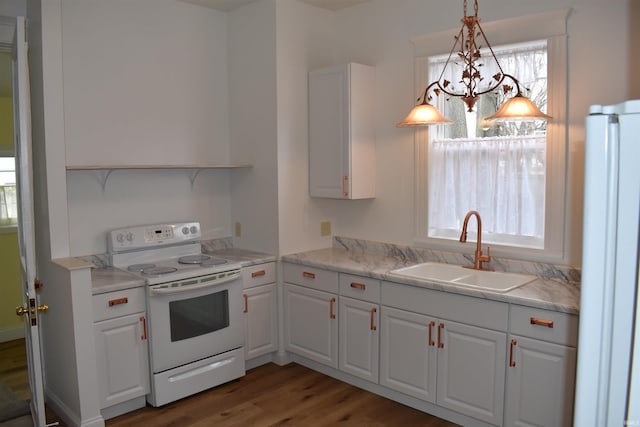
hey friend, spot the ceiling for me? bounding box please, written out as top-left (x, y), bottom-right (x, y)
top-left (178, 0), bottom-right (370, 12)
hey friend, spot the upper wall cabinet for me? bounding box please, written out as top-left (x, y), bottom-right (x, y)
top-left (308, 63), bottom-right (376, 199)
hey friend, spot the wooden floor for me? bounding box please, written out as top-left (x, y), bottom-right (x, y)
top-left (1, 339), bottom-right (459, 427)
top-left (108, 362), bottom-right (459, 427)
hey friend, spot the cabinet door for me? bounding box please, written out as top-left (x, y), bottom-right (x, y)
top-left (505, 335), bottom-right (577, 427)
top-left (437, 320), bottom-right (506, 425)
top-left (244, 283), bottom-right (278, 360)
top-left (283, 283), bottom-right (338, 368)
top-left (309, 65), bottom-right (349, 198)
top-left (339, 297), bottom-right (379, 383)
top-left (379, 306), bottom-right (437, 403)
top-left (94, 313), bottom-right (150, 409)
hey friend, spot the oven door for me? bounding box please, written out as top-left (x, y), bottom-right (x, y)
top-left (146, 270), bottom-right (244, 373)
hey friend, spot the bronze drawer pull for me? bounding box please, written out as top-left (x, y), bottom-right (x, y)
top-left (140, 316), bottom-right (147, 341)
top-left (530, 317), bottom-right (554, 328)
top-left (303, 271), bottom-right (316, 279)
top-left (350, 282), bottom-right (366, 290)
top-left (370, 307), bottom-right (377, 331)
top-left (329, 297), bottom-right (336, 319)
top-left (108, 297), bottom-right (128, 307)
top-left (243, 294), bottom-right (248, 313)
top-left (251, 270), bottom-right (266, 278)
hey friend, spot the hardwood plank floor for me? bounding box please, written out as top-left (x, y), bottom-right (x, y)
top-left (2, 339), bottom-right (459, 427)
top-left (107, 363), bottom-right (459, 427)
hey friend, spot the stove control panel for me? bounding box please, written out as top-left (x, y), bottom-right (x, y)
top-left (109, 222), bottom-right (201, 252)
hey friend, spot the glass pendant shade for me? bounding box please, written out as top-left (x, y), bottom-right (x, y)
top-left (396, 101), bottom-right (453, 127)
top-left (485, 94), bottom-right (552, 121)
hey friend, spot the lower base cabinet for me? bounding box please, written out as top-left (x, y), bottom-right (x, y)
top-left (505, 335), bottom-right (577, 426)
top-left (284, 282), bottom-right (338, 368)
top-left (339, 296), bottom-right (379, 383)
top-left (380, 306), bottom-right (506, 425)
top-left (244, 283), bottom-right (278, 359)
top-left (94, 312), bottom-right (150, 411)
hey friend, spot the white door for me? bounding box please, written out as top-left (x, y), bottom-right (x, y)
top-left (338, 296), bottom-right (379, 383)
top-left (12, 16), bottom-right (47, 427)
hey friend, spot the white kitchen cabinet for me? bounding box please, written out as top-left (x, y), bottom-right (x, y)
top-left (339, 296), bottom-right (379, 383)
top-left (380, 306), bottom-right (437, 402)
top-left (338, 273), bottom-right (381, 383)
top-left (381, 281), bottom-right (508, 425)
top-left (437, 319), bottom-right (506, 425)
top-left (505, 305), bottom-right (578, 426)
top-left (308, 63), bottom-right (376, 199)
top-left (283, 264), bottom-right (339, 368)
top-left (92, 287), bottom-right (149, 418)
top-left (242, 262), bottom-right (278, 360)
top-left (283, 283), bottom-right (338, 368)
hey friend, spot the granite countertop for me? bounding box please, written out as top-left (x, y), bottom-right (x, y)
top-left (91, 248), bottom-right (276, 295)
top-left (282, 247), bottom-right (580, 315)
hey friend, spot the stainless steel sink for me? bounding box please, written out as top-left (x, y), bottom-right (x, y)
top-left (388, 262), bottom-right (536, 293)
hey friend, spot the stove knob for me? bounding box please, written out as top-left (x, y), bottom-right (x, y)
top-left (182, 226), bottom-right (189, 235)
top-left (190, 225), bottom-right (198, 234)
top-left (116, 233), bottom-right (124, 243)
top-left (125, 232), bottom-right (134, 242)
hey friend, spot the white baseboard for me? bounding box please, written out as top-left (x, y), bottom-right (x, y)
top-left (0, 325), bottom-right (25, 343)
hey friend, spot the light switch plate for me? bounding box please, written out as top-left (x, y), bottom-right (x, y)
top-left (235, 222), bottom-right (241, 237)
top-left (320, 221), bottom-right (331, 236)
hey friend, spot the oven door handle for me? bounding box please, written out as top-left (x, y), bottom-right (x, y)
top-left (148, 272), bottom-right (240, 296)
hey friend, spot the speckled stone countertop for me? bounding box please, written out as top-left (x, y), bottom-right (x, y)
top-left (90, 248), bottom-right (276, 295)
top-left (282, 247), bottom-right (580, 315)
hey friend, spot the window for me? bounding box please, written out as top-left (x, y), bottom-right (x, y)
top-left (428, 41), bottom-right (548, 249)
top-left (412, 9), bottom-right (569, 263)
top-left (0, 157), bottom-right (17, 227)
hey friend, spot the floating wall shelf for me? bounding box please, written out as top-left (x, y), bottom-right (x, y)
top-left (66, 164), bottom-right (253, 189)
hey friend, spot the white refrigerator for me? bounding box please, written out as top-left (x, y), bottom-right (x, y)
top-left (574, 99), bottom-right (640, 426)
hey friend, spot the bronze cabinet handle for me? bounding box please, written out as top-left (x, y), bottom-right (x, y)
top-left (251, 270), bottom-right (266, 278)
top-left (428, 321), bottom-right (435, 346)
top-left (108, 297), bottom-right (128, 307)
top-left (329, 297), bottom-right (336, 319)
top-left (370, 307), bottom-right (377, 331)
top-left (140, 316), bottom-right (147, 341)
top-left (437, 323), bottom-right (445, 348)
top-left (243, 294), bottom-right (248, 313)
top-left (350, 282), bottom-right (366, 290)
top-left (303, 271), bottom-right (316, 279)
top-left (509, 339), bottom-right (517, 367)
top-left (530, 317), bottom-right (554, 328)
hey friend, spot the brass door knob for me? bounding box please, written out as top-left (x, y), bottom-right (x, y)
top-left (16, 304), bottom-right (49, 316)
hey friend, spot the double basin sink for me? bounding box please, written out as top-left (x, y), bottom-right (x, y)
top-left (388, 262), bottom-right (536, 293)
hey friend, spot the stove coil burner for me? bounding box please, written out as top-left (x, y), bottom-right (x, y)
top-left (142, 266), bottom-right (178, 277)
top-left (201, 257), bottom-right (229, 267)
top-left (127, 263), bottom-right (156, 272)
top-left (178, 254), bottom-right (212, 264)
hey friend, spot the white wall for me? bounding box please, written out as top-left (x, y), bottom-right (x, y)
top-left (228, 0), bottom-right (280, 255)
top-left (275, 0), bottom-right (632, 266)
top-left (275, 0), bottom-right (338, 255)
top-left (60, 0), bottom-right (234, 255)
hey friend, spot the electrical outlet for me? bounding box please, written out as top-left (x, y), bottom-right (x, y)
top-left (235, 222), bottom-right (241, 237)
top-left (320, 221), bottom-right (332, 236)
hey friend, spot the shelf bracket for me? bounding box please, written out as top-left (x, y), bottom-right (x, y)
top-left (96, 169), bottom-right (114, 191)
top-left (188, 169), bottom-right (203, 187)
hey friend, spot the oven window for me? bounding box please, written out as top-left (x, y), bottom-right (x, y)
top-left (169, 290), bottom-right (229, 342)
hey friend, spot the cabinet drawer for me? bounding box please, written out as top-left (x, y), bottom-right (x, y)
top-left (93, 287), bottom-right (146, 322)
top-left (509, 305), bottom-right (578, 346)
top-left (382, 281), bottom-right (508, 331)
top-left (242, 262), bottom-right (276, 289)
top-left (283, 263), bottom-right (338, 293)
top-left (339, 273), bottom-right (380, 303)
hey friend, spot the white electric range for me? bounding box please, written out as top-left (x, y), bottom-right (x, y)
top-left (108, 222), bottom-right (245, 407)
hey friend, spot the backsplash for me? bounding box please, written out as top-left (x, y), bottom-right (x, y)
top-left (334, 236), bottom-right (581, 286)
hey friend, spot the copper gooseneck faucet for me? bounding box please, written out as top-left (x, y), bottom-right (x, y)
top-left (459, 210), bottom-right (492, 271)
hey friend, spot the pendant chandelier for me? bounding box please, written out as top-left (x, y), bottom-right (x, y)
top-left (397, 0), bottom-right (551, 127)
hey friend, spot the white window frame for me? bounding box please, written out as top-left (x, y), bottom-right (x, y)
top-left (411, 8), bottom-right (570, 264)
